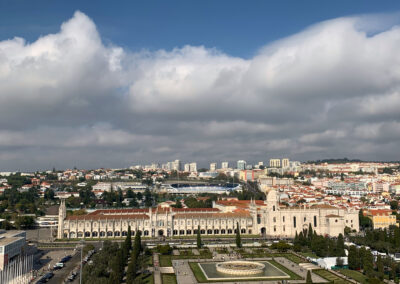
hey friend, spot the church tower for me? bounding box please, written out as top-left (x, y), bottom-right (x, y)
top-left (57, 199), bottom-right (66, 239)
top-left (267, 189), bottom-right (279, 212)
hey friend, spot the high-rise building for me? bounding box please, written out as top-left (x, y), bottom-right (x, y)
top-left (221, 162), bottom-right (229, 169)
top-left (184, 163), bottom-right (190, 172)
top-left (172, 160), bottom-right (181, 171)
top-left (237, 160), bottom-right (246, 170)
top-left (281, 158), bottom-right (290, 168)
top-left (189, 162), bottom-right (197, 172)
top-left (210, 163), bottom-right (217, 171)
top-left (269, 159), bottom-right (281, 168)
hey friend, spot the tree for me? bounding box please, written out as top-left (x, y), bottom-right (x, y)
top-left (377, 255), bottom-right (384, 280)
top-left (173, 199), bottom-right (182, 208)
top-left (197, 225), bottom-right (202, 249)
top-left (308, 223), bottom-right (313, 244)
top-left (336, 257), bottom-right (344, 267)
top-left (348, 246), bottom-right (359, 270)
top-left (306, 270), bottom-right (313, 284)
top-left (359, 210), bottom-right (373, 229)
top-left (15, 216), bottom-right (35, 229)
top-left (126, 256), bottom-right (137, 284)
top-left (125, 226), bottom-right (132, 252)
top-left (44, 188), bottom-right (55, 200)
top-left (236, 222), bottom-right (242, 248)
top-left (363, 249), bottom-right (374, 277)
top-left (336, 233), bottom-right (345, 256)
top-left (390, 200), bottom-right (399, 211)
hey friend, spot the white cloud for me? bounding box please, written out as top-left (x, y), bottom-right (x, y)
top-left (1, 11), bottom-right (400, 170)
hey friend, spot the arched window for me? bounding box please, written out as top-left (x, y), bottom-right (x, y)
top-left (293, 216), bottom-right (296, 228)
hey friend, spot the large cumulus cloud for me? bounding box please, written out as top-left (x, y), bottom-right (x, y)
top-left (0, 11), bottom-right (400, 170)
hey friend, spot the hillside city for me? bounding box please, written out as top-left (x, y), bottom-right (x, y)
top-left (0, 158), bottom-right (400, 284)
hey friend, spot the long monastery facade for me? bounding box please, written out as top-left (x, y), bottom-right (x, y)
top-left (57, 190), bottom-right (359, 239)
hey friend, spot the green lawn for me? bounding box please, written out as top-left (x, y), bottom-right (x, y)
top-left (159, 255), bottom-right (173, 267)
top-left (162, 274), bottom-right (177, 284)
top-left (135, 273), bottom-right (154, 284)
top-left (269, 260), bottom-right (303, 280)
top-left (338, 269), bottom-right (368, 284)
top-left (313, 269), bottom-right (353, 284)
top-left (299, 251), bottom-right (319, 259)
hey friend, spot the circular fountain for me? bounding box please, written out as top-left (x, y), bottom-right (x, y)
top-left (216, 261), bottom-right (265, 276)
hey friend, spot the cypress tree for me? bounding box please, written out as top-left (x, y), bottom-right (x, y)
top-left (236, 222), bottom-right (242, 248)
top-left (126, 254), bottom-right (137, 284)
top-left (125, 225), bottom-right (132, 252)
top-left (348, 246), bottom-right (359, 270)
top-left (308, 223), bottom-right (313, 244)
top-left (306, 270), bottom-right (313, 284)
top-left (377, 255), bottom-right (384, 280)
top-left (336, 233), bottom-right (345, 256)
top-left (363, 250), bottom-right (374, 277)
top-left (197, 225), bottom-right (202, 249)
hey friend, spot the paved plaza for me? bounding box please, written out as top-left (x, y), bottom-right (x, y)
top-left (172, 256), bottom-right (328, 284)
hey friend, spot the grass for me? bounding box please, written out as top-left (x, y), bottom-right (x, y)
top-left (277, 253), bottom-right (304, 264)
top-left (161, 274), bottom-right (177, 284)
top-left (299, 251), bottom-right (319, 259)
top-left (135, 273), bottom-right (154, 284)
top-left (338, 269), bottom-right (368, 284)
top-left (189, 260), bottom-right (303, 283)
top-left (269, 259), bottom-right (303, 280)
top-left (159, 255), bottom-right (173, 267)
top-left (314, 269), bottom-right (353, 284)
top-left (146, 254), bottom-right (153, 266)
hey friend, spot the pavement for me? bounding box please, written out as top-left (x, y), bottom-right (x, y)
top-left (153, 253), bottom-right (162, 284)
top-left (173, 256), bottom-right (328, 284)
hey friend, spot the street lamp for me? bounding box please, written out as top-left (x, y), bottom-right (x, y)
top-left (80, 239), bottom-right (85, 284)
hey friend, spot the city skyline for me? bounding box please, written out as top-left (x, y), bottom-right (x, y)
top-left (1, 2), bottom-right (400, 171)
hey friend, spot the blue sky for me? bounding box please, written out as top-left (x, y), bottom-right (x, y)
top-left (1, 0), bottom-right (400, 57)
top-left (1, 1), bottom-right (400, 170)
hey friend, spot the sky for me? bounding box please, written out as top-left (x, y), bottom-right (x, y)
top-left (0, 1), bottom-right (400, 171)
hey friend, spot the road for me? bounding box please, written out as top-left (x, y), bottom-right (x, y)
top-left (46, 251), bottom-right (80, 284)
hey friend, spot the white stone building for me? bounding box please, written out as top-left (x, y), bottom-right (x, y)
top-left (57, 190), bottom-right (359, 239)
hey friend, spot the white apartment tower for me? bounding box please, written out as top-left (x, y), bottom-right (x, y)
top-left (189, 162), bottom-right (197, 172)
top-left (269, 159), bottom-right (281, 168)
top-left (184, 163), bottom-right (190, 172)
top-left (281, 158), bottom-right (290, 168)
top-left (221, 162), bottom-right (229, 169)
top-left (237, 160), bottom-right (246, 170)
top-left (210, 163), bottom-right (217, 171)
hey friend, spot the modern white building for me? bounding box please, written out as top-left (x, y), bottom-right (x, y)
top-left (282, 158), bottom-right (290, 168)
top-left (221, 162), bottom-right (229, 169)
top-left (189, 163), bottom-right (197, 172)
top-left (184, 163), bottom-right (190, 172)
top-left (0, 230), bottom-right (27, 270)
top-left (269, 159), bottom-right (281, 168)
top-left (237, 160), bottom-right (246, 170)
top-left (210, 163), bottom-right (217, 171)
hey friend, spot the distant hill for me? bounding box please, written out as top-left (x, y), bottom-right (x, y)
top-left (306, 158), bottom-right (363, 164)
